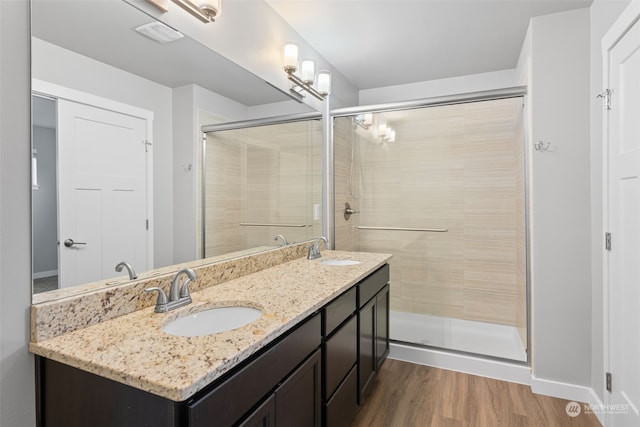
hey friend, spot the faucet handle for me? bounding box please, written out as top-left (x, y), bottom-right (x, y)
top-left (144, 287), bottom-right (168, 313)
top-left (308, 236), bottom-right (328, 260)
top-left (179, 277), bottom-right (195, 299)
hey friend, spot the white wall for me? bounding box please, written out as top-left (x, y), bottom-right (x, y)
top-left (589, 0), bottom-right (631, 404)
top-left (527, 8), bottom-right (591, 391)
top-left (0, 1), bottom-right (35, 426)
top-left (32, 38), bottom-right (175, 269)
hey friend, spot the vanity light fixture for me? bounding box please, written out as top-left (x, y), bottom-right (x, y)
top-left (283, 42), bottom-right (331, 101)
top-left (144, 0), bottom-right (220, 24)
top-left (353, 113), bottom-right (373, 130)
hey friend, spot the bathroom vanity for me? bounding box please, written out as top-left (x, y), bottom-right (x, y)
top-left (30, 248), bottom-right (391, 427)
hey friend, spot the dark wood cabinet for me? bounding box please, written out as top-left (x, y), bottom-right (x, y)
top-left (358, 297), bottom-right (376, 402)
top-left (35, 264), bottom-right (391, 427)
top-left (375, 284), bottom-right (390, 368)
top-left (325, 365), bottom-right (358, 427)
top-left (187, 314), bottom-right (321, 427)
top-left (274, 349), bottom-right (322, 427)
top-left (357, 265), bottom-right (390, 403)
top-left (238, 395), bottom-right (275, 427)
top-left (322, 288), bottom-right (358, 427)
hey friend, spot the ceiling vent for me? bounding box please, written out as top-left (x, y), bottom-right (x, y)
top-left (134, 22), bottom-right (183, 44)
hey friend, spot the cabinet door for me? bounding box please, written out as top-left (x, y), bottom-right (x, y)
top-left (325, 366), bottom-right (358, 427)
top-left (275, 349), bottom-right (322, 427)
top-left (325, 315), bottom-right (357, 398)
top-left (375, 284), bottom-right (390, 368)
top-left (358, 298), bottom-right (376, 403)
top-left (238, 395), bottom-right (275, 427)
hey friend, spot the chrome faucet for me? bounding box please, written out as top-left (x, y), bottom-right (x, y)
top-left (115, 261), bottom-right (137, 280)
top-left (307, 236), bottom-right (328, 260)
top-left (145, 268), bottom-right (196, 313)
top-left (273, 234), bottom-right (289, 246)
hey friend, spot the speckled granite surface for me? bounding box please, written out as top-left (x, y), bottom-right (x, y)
top-left (31, 243), bottom-right (310, 342)
top-left (29, 250), bottom-right (391, 402)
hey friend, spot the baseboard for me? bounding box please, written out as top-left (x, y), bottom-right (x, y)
top-left (33, 270), bottom-right (57, 279)
top-left (390, 342), bottom-right (532, 385)
top-left (531, 375), bottom-right (606, 425)
top-left (531, 375), bottom-right (596, 403)
top-left (587, 388), bottom-right (607, 426)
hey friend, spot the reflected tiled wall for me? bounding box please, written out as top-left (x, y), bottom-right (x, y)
top-left (203, 121), bottom-right (322, 257)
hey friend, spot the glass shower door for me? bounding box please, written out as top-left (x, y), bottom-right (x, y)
top-left (333, 97), bottom-right (527, 362)
top-left (201, 119), bottom-right (322, 258)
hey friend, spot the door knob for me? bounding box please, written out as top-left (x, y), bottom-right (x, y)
top-left (63, 238), bottom-right (87, 248)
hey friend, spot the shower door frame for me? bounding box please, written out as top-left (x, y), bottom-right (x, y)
top-left (200, 112), bottom-right (322, 259)
top-left (330, 86), bottom-right (531, 365)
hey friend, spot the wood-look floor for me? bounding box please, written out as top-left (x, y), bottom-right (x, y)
top-left (350, 359), bottom-right (602, 427)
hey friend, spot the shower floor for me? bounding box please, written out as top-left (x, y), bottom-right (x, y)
top-left (390, 311), bottom-right (527, 362)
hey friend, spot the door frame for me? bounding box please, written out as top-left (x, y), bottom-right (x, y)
top-left (32, 79), bottom-right (155, 273)
top-left (601, 2), bottom-right (640, 424)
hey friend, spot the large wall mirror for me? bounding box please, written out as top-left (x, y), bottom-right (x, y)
top-left (31, 0), bottom-right (319, 301)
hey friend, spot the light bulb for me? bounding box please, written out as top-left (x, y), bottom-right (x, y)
top-left (300, 59), bottom-right (315, 84)
top-left (387, 129), bottom-right (396, 142)
top-left (283, 43), bottom-right (298, 73)
top-left (317, 70), bottom-right (331, 95)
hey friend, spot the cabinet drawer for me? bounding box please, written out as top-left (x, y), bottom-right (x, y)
top-left (323, 287), bottom-right (356, 336)
top-left (325, 315), bottom-right (357, 398)
top-left (325, 365), bottom-right (358, 427)
top-left (237, 394), bottom-right (275, 427)
top-left (187, 313), bottom-right (321, 427)
top-left (358, 264), bottom-right (389, 308)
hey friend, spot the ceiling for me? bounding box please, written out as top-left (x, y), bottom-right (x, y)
top-left (266, 0), bottom-right (593, 90)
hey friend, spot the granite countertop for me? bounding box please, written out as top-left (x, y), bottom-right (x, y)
top-left (29, 250), bottom-right (391, 402)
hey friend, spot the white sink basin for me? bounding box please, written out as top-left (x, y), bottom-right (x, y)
top-left (163, 306), bottom-right (262, 337)
top-left (320, 259), bottom-right (362, 266)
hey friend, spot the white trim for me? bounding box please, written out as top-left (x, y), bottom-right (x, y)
top-left (601, 1), bottom-right (640, 53)
top-left (32, 269), bottom-right (57, 280)
top-left (32, 79), bottom-right (155, 271)
top-left (389, 342), bottom-right (532, 385)
top-left (531, 375), bottom-right (599, 405)
top-left (601, 4), bottom-right (640, 427)
top-left (32, 79), bottom-right (154, 121)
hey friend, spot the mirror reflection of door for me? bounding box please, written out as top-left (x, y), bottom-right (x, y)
top-left (32, 90), bottom-right (153, 291)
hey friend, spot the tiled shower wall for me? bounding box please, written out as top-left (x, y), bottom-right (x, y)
top-left (334, 98), bottom-right (527, 341)
top-left (202, 121), bottom-right (322, 257)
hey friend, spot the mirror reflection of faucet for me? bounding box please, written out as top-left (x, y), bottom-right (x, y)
top-left (273, 234), bottom-right (289, 246)
top-left (115, 261), bottom-right (137, 280)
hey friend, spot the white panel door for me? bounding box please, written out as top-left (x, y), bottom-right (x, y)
top-left (57, 99), bottom-right (150, 288)
top-left (606, 13), bottom-right (640, 427)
